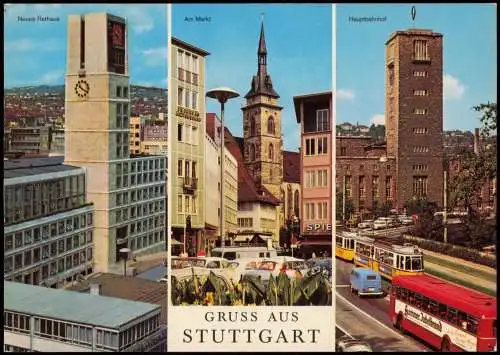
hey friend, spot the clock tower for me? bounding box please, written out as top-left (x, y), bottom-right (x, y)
top-left (64, 13), bottom-right (131, 272)
top-left (241, 21), bottom-right (284, 200)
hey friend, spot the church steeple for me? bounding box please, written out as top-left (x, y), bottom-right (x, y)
top-left (245, 19), bottom-right (279, 99)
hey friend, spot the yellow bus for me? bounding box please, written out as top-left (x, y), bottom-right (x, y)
top-left (353, 237), bottom-right (424, 280)
top-left (335, 231), bottom-right (357, 261)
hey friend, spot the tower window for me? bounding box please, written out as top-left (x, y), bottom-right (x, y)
top-left (317, 137), bottom-right (328, 155)
top-left (250, 115), bottom-right (257, 136)
top-left (249, 144), bottom-right (255, 161)
top-left (305, 138), bottom-right (316, 156)
top-left (413, 71), bottom-right (428, 77)
top-left (413, 127), bottom-right (429, 134)
top-left (413, 90), bottom-right (429, 96)
top-left (413, 40), bottom-right (429, 61)
top-left (268, 143), bottom-right (274, 161)
top-left (177, 124), bottom-right (183, 142)
top-left (413, 108), bottom-right (428, 115)
top-left (267, 116), bottom-right (275, 135)
top-left (316, 109), bottom-right (329, 131)
top-left (413, 176), bottom-right (428, 197)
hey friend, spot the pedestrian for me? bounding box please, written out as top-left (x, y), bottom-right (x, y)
top-left (312, 252), bottom-right (316, 259)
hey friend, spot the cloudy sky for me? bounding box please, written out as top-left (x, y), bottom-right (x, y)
top-left (337, 4), bottom-right (497, 131)
top-left (4, 4), bottom-right (168, 89)
top-left (173, 4), bottom-right (332, 152)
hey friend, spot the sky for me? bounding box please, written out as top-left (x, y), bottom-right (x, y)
top-left (337, 4), bottom-right (497, 131)
top-left (173, 4), bottom-right (332, 152)
top-left (4, 4), bottom-right (168, 89)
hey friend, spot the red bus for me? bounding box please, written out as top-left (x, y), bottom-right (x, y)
top-left (389, 275), bottom-right (496, 352)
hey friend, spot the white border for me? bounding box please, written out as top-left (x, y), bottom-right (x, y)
top-left (166, 1), bottom-right (173, 328)
top-left (331, 3), bottom-right (337, 347)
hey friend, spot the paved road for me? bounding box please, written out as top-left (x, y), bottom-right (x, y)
top-left (335, 258), bottom-right (431, 352)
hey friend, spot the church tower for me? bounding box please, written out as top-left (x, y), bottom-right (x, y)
top-left (241, 21), bottom-right (284, 199)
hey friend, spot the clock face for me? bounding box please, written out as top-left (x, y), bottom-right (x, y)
top-left (112, 23), bottom-right (124, 47)
top-left (74, 80), bottom-right (90, 98)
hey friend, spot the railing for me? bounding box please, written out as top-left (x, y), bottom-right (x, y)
top-left (183, 177), bottom-right (198, 190)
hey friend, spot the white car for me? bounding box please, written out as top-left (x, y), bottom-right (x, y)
top-left (170, 257), bottom-right (241, 284)
top-left (241, 257), bottom-right (310, 284)
top-left (398, 215), bottom-right (413, 225)
top-left (336, 335), bottom-right (372, 352)
top-left (358, 220), bottom-right (374, 229)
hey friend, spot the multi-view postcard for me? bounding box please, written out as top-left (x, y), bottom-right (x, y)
top-left (2, 2), bottom-right (497, 354)
top-left (167, 3), bottom-right (333, 352)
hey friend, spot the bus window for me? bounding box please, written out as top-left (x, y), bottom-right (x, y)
top-left (259, 252), bottom-right (264, 257)
top-left (411, 257), bottom-right (422, 271)
top-left (405, 256), bottom-right (411, 271)
top-left (458, 311), bottom-right (468, 330)
top-left (336, 236), bottom-right (342, 247)
top-left (415, 293), bottom-right (422, 309)
top-left (447, 308), bottom-right (458, 325)
top-left (467, 315), bottom-right (479, 334)
top-left (439, 303), bottom-right (447, 318)
top-left (350, 239), bottom-right (355, 249)
top-left (429, 300), bottom-right (439, 316)
top-left (421, 296), bottom-right (429, 311)
top-left (399, 255), bottom-right (405, 269)
top-left (400, 288), bottom-right (408, 301)
top-left (408, 291), bottom-right (415, 305)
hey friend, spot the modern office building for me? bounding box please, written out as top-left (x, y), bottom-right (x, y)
top-left (4, 281), bottom-right (165, 352)
top-left (294, 92), bottom-right (333, 251)
top-left (8, 126), bottom-right (52, 156)
top-left (170, 37), bottom-right (209, 254)
top-left (337, 28), bottom-right (444, 216)
top-left (64, 13), bottom-right (166, 273)
top-left (205, 113), bottom-right (238, 247)
top-left (3, 156), bottom-right (94, 288)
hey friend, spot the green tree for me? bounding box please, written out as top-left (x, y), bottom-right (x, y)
top-left (448, 102), bottom-right (497, 248)
top-left (404, 198), bottom-right (442, 240)
top-left (373, 200), bottom-right (393, 218)
top-left (335, 191), bottom-right (355, 222)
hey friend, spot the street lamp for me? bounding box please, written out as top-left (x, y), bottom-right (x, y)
top-left (119, 247), bottom-right (131, 277)
top-left (206, 87), bottom-right (240, 249)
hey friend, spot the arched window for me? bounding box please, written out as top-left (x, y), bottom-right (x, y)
top-left (249, 144), bottom-right (255, 161)
top-left (268, 143), bottom-right (274, 161)
top-left (294, 190), bottom-right (300, 218)
top-left (250, 115), bottom-right (256, 136)
top-left (267, 116), bottom-right (275, 135)
top-left (287, 185), bottom-right (293, 218)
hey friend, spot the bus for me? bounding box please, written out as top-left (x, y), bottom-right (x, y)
top-left (354, 237), bottom-right (424, 280)
top-left (335, 231), bottom-right (357, 261)
top-left (390, 275), bottom-right (497, 352)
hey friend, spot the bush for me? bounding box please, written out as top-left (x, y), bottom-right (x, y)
top-left (403, 235), bottom-right (496, 269)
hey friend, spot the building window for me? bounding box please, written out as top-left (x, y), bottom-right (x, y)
top-left (317, 137), bottom-right (328, 155)
top-left (413, 40), bottom-right (429, 61)
top-left (413, 146), bottom-right (430, 153)
top-left (316, 109), bottom-right (329, 131)
top-left (413, 90), bottom-right (429, 96)
top-left (372, 176), bottom-right (379, 199)
top-left (177, 124), bottom-right (183, 142)
top-left (267, 116), bottom-right (275, 134)
top-left (192, 91), bottom-right (198, 110)
top-left (116, 86), bottom-right (122, 98)
top-left (413, 108), bottom-right (428, 115)
top-left (413, 71), bottom-right (428, 77)
top-left (178, 87), bottom-right (183, 106)
top-left (345, 175), bottom-right (352, 199)
top-left (386, 176), bottom-right (393, 200)
top-left (413, 176), bottom-right (428, 197)
top-left (177, 159), bottom-right (183, 176)
top-left (177, 195), bottom-right (183, 214)
top-left (340, 147), bottom-right (346, 156)
top-left (185, 89), bottom-right (190, 108)
top-left (412, 164), bottom-right (428, 171)
top-left (305, 138), bottom-right (316, 156)
top-left (359, 176), bottom-right (365, 200)
top-left (268, 143), bottom-right (274, 161)
top-left (413, 127), bottom-right (429, 134)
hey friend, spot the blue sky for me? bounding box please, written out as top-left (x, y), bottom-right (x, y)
top-left (337, 4), bottom-right (497, 131)
top-left (4, 4), bottom-right (167, 89)
top-left (173, 4), bottom-right (332, 152)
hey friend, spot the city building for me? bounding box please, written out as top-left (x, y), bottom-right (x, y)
top-left (4, 281), bottom-right (165, 352)
top-left (49, 127), bottom-right (65, 156)
top-left (129, 113), bottom-right (168, 156)
top-left (337, 28), bottom-right (444, 217)
top-left (205, 113), bottom-right (239, 247)
top-left (3, 156), bottom-right (94, 288)
top-left (170, 37), bottom-right (209, 254)
top-left (8, 125), bottom-right (52, 156)
top-left (64, 13), bottom-right (167, 273)
top-left (294, 92), bottom-right (333, 251)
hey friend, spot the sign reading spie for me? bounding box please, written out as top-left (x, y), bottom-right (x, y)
top-left (168, 306), bottom-right (334, 352)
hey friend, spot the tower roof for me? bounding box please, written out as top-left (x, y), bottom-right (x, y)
top-left (244, 20), bottom-right (279, 99)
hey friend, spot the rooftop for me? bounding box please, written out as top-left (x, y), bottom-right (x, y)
top-left (66, 273), bottom-right (168, 325)
top-left (4, 281), bottom-right (161, 329)
top-left (171, 37), bottom-right (210, 57)
top-left (4, 156), bottom-right (81, 179)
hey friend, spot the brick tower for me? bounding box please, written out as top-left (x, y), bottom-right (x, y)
top-left (385, 29), bottom-right (444, 210)
top-left (241, 21), bottom-right (284, 199)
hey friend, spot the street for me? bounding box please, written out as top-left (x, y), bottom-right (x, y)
top-left (335, 257), bottom-right (431, 352)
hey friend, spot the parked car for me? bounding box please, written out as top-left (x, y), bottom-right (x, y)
top-left (170, 257), bottom-right (241, 284)
top-left (350, 267), bottom-right (383, 297)
top-left (398, 215), bottom-right (413, 225)
top-left (336, 335), bottom-right (373, 352)
top-left (306, 258), bottom-right (332, 283)
top-left (241, 257), bottom-right (310, 284)
top-left (358, 220), bottom-right (374, 229)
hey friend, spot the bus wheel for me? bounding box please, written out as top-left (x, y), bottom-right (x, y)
top-left (395, 313), bottom-right (405, 334)
top-left (441, 338), bottom-right (451, 352)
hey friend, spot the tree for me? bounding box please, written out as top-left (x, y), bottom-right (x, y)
top-left (404, 198), bottom-right (442, 240)
top-left (448, 102), bottom-right (497, 249)
top-left (373, 200), bottom-right (393, 218)
top-left (335, 191), bottom-right (355, 222)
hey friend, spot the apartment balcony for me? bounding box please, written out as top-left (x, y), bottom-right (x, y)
top-left (183, 176), bottom-right (198, 191)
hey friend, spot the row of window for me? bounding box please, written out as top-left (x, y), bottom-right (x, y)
top-left (115, 186), bottom-right (165, 206)
top-left (412, 127), bottom-right (429, 134)
top-left (304, 202), bottom-right (329, 221)
top-left (177, 49), bottom-right (199, 74)
top-left (178, 67), bottom-right (199, 86)
top-left (305, 137), bottom-right (329, 156)
top-left (413, 71), bottom-right (428, 77)
top-left (393, 286), bottom-right (480, 335)
top-left (177, 123), bottom-right (199, 145)
top-left (115, 102), bottom-right (129, 131)
top-left (116, 202), bottom-right (165, 226)
top-left (413, 90), bottom-right (429, 96)
top-left (413, 176), bottom-right (428, 197)
top-left (115, 171), bottom-right (166, 190)
top-left (414, 146), bottom-right (430, 153)
top-left (177, 194), bottom-right (198, 215)
top-left (129, 231), bottom-right (165, 252)
top-left (5, 248), bottom-right (93, 281)
top-left (304, 169), bottom-right (329, 188)
top-left (237, 218), bottom-right (253, 228)
top-left (177, 159), bottom-right (198, 178)
top-left (355, 242), bottom-right (422, 271)
top-left (5, 213), bottom-right (92, 252)
top-left (339, 175), bottom-right (393, 200)
top-left (115, 159), bottom-right (165, 174)
top-left (339, 163), bottom-right (392, 172)
top-left (177, 87), bottom-right (199, 111)
top-left (247, 115), bottom-right (277, 137)
top-left (414, 108), bottom-right (428, 115)
top-left (247, 142), bottom-right (278, 163)
top-left (115, 85), bottom-right (129, 99)
top-left (413, 165), bottom-right (428, 171)
top-left (413, 40), bottom-right (430, 61)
